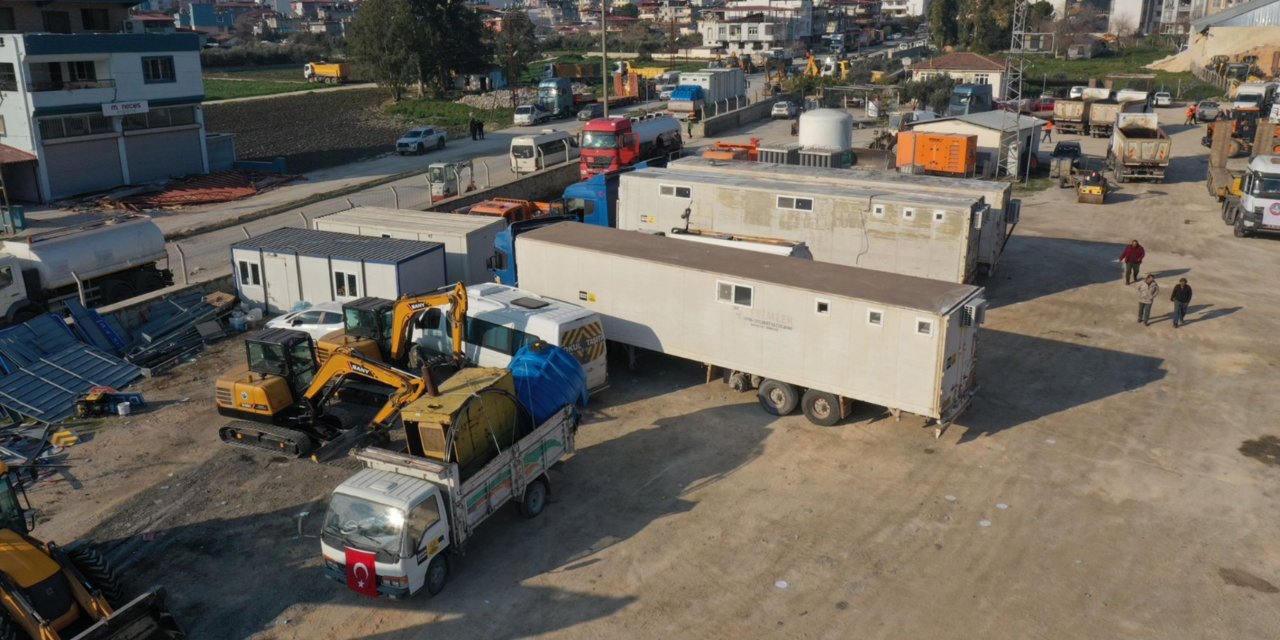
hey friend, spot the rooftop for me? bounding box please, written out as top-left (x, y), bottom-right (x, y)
top-left (231, 227), bottom-right (443, 264)
top-left (909, 110), bottom-right (1047, 133)
top-left (912, 52), bottom-right (1005, 72)
top-left (1192, 0), bottom-right (1280, 29)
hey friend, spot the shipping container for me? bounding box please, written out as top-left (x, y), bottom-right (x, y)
top-left (312, 207), bottom-right (503, 286)
top-left (617, 166), bottom-right (988, 283)
top-left (895, 131), bottom-right (978, 176)
top-left (516, 224), bottom-right (985, 427)
top-left (230, 228), bottom-right (447, 314)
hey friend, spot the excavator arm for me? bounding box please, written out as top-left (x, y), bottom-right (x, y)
top-left (387, 282), bottom-right (468, 364)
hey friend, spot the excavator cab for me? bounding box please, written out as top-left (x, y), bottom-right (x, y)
top-left (215, 329), bottom-right (317, 422)
top-left (316, 298), bottom-right (394, 364)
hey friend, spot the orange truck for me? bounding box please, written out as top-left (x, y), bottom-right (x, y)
top-left (458, 198), bottom-right (561, 223)
top-left (895, 131), bottom-right (978, 177)
top-left (304, 62), bottom-right (350, 84)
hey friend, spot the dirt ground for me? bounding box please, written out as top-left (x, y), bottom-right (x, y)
top-left (29, 106), bottom-right (1280, 639)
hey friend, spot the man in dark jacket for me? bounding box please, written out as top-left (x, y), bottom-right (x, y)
top-left (1170, 278), bottom-right (1193, 328)
top-left (1119, 240), bottom-right (1145, 285)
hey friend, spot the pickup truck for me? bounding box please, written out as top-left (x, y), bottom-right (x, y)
top-left (320, 404), bottom-right (578, 598)
top-left (395, 127), bottom-right (447, 155)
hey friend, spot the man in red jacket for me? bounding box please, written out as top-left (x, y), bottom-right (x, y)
top-left (1119, 240), bottom-right (1145, 285)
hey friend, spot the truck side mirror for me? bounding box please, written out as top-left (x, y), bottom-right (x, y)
top-left (487, 252), bottom-right (507, 271)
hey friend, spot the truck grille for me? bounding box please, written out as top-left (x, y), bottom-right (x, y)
top-left (586, 156), bottom-right (613, 169)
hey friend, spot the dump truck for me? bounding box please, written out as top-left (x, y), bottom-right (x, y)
top-left (0, 215), bottom-right (171, 325)
top-left (1052, 98), bottom-right (1095, 135)
top-left (1087, 100), bottom-right (1144, 137)
top-left (459, 198), bottom-right (556, 223)
top-left (614, 61), bottom-right (668, 80)
top-left (1222, 154), bottom-right (1280, 238)
top-left (1107, 113), bottom-right (1171, 183)
top-left (304, 62), bottom-right (349, 84)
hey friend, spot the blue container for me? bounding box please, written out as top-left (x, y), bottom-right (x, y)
top-left (508, 342), bottom-right (588, 424)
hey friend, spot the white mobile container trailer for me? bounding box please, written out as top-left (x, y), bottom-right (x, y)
top-left (312, 207), bottom-right (503, 285)
top-left (669, 157), bottom-right (1017, 275)
top-left (618, 166), bottom-right (988, 283)
top-left (678, 68), bottom-right (746, 105)
top-left (230, 227), bottom-right (447, 315)
top-left (517, 223), bottom-right (985, 427)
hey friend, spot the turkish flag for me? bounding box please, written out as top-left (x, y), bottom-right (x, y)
top-left (344, 547), bottom-right (379, 598)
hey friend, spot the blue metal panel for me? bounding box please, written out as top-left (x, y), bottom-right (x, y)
top-left (22, 33), bottom-right (201, 55)
top-left (0, 346), bottom-right (141, 423)
top-left (0, 314), bottom-right (80, 371)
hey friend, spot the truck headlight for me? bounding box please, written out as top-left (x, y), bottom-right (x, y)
top-left (380, 575), bottom-right (408, 588)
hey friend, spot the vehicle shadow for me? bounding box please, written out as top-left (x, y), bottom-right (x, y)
top-left (985, 236), bottom-right (1128, 308)
top-left (954, 329), bottom-right (1167, 442)
top-left (82, 400), bottom-right (774, 639)
top-left (1159, 155), bottom-right (1210, 185)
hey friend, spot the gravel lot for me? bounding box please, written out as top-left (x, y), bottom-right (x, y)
top-left (30, 108), bottom-right (1280, 639)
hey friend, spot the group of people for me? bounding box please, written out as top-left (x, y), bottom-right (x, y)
top-left (468, 115), bottom-right (486, 141)
top-left (1184, 103), bottom-right (1198, 125)
top-left (1120, 240), bottom-right (1194, 328)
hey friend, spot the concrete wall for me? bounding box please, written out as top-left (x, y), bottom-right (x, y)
top-left (426, 162), bottom-right (579, 213)
top-left (696, 95), bottom-right (794, 138)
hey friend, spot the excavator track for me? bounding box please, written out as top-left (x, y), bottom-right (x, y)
top-left (219, 421), bottom-right (314, 458)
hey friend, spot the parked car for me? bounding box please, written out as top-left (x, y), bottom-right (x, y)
top-left (1153, 91), bottom-right (1173, 107)
top-left (771, 100), bottom-right (799, 119)
top-left (514, 104), bottom-right (551, 126)
top-left (265, 302), bottom-right (344, 342)
top-left (1069, 86), bottom-right (1086, 99)
top-left (395, 126), bottom-right (446, 155)
top-left (1030, 97), bottom-right (1056, 115)
top-left (1196, 100), bottom-right (1221, 121)
top-left (577, 103), bottom-right (605, 121)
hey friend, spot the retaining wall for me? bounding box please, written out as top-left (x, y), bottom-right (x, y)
top-left (425, 162), bottom-right (580, 212)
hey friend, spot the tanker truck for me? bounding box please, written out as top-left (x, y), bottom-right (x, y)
top-left (0, 214), bottom-right (172, 324)
top-left (579, 114), bottom-right (682, 179)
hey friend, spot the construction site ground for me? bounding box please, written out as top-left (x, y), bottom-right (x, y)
top-left (27, 108), bottom-right (1280, 639)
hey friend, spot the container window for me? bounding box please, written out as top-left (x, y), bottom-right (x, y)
top-left (237, 260), bottom-right (260, 286)
top-left (660, 184), bottom-right (691, 198)
top-left (334, 271), bottom-right (358, 297)
top-left (903, 208), bottom-right (916, 221)
top-left (917, 319), bottom-right (933, 336)
top-left (716, 280), bottom-right (752, 308)
top-left (933, 210), bottom-right (946, 222)
top-left (873, 204), bottom-right (886, 218)
top-left (867, 309), bottom-right (883, 326)
top-left (815, 299), bottom-right (830, 315)
top-left (776, 196), bottom-right (814, 211)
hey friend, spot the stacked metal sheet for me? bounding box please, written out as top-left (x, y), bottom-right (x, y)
top-left (124, 292), bottom-right (229, 372)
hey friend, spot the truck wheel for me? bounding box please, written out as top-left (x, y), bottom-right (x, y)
top-left (519, 479), bottom-right (548, 518)
top-left (10, 305), bottom-right (41, 324)
top-left (1223, 203), bottom-right (1237, 225)
top-left (425, 555), bottom-right (448, 597)
top-left (801, 389), bottom-right (844, 427)
top-left (130, 270), bottom-right (166, 293)
top-left (757, 379), bottom-right (799, 416)
top-left (101, 279), bottom-right (137, 304)
top-left (437, 137), bottom-right (446, 150)
top-left (1234, 219), bottom-right (1250, 238)
top-left (68, 545), bottom-right (124, 607)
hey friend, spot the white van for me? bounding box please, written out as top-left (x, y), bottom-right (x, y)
top-left (509, 130), bottom-right (580, 175)
top-left (412, 282), bottom-right (608, 392)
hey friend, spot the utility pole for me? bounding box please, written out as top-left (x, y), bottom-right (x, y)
top-left (1000, 0), bottom-right (1028, 181)
top-left (601, 0), bottom-right (610, 118)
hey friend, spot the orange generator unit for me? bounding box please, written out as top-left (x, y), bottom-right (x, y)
top-left (895, 131), bottom-right (978, 177)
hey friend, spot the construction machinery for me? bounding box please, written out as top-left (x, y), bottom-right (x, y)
top-left (460, 198), bottom-right (557, 223)
top-left (763, 58), bottom-right (789, 94)
top-left (315, 282), bottom-right (468, 367)
top-left (1076, 170), bottom-right (1108, 204)
top-left (803, 54), bottom-right (821, 78)
top-left (304, 62), bottom-right (349, 84)
top-left (216, 333), bottom-right (439, 459)
top-left (701, 138), bottom-right (761, 162)
top-left (427, 161), bottom-right (476, 202)
top-left (0, 462), bottom-right (184, 639)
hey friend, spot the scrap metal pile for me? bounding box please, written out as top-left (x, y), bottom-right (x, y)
top-left (96, 170), bottom-right (299, 211)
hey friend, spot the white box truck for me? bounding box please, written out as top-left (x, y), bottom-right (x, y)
top-left (517, 224), bottom-right (985, 428)
top-left (230, 228), bottom-right (447, 314)
top-left (312, 207), bottom-right (503, 285)
top-left (669, 156), bottom-right (1018, 276)
top-left (618, 166), bottom-right (988, 283)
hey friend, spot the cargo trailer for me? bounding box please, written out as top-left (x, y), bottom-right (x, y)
top-left (617, 166), bottom-right (988, 283)
top-left (230, 228), bottom-right (447, 314)
top-left (1052, 98), bottom-right (1095, 134)
top-left (1087, 100), bottom-right (1144, 137)
top-left (1107, 113), bottom-right (1171, 183)
top-left (516, 223), bottom-right (985, 428)
top-left (312, 207), bottom-right (503, 285)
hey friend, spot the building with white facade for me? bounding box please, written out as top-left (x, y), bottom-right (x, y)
top-left (881, 0), bottom-right (927, 17)
top-left (909, 52), bottom-right (1007, 99)
top-left (1108, 0), bottom-right (1162, 33)
top-left (698, 0), bottom-right (813, 55)
top-left (0, 0), bottom-right (208, 202)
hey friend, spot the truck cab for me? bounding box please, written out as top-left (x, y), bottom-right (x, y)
top-left (946, 84), bottom-right (994, 116)
top-left (1232, 155), bottom-right (1280, 237)
top-left (537, 78), bottom-right (573, 118)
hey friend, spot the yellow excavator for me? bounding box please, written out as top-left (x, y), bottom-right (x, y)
top-left (217, 336), bottom-right (440, 459)
top-left (0, 463), bottom-right (184, 640)
top-left (315, 282), bottom-right (468, 367)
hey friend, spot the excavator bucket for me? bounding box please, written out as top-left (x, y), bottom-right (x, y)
top-left (72, 589), bottom-right (185, 640)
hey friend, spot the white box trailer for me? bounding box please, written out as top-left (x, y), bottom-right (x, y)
top-left (230, 227), bottom-right (447, 315)
top-left (517, 223), bottom-right (985, 427)
top-left (669, 156), bottom-right (1018, 275)
top-left (618, 166), bottom-right (988, 283)
top-left (311, 207), bottom-right (502, 286)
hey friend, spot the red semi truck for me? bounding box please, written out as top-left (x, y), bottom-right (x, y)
top-left (578, 114), bottom-right (682, 179)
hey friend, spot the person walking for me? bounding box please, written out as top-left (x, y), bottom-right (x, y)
top-left (1119, 239), bottom-right (1145, 285)
top-left (686, 118), bottom-right (694, 139)
top-left (1170, 278), bottom-right (1193, 328)
top-left (1137, 274), bottom-right (1159, 326)
top-left (469, 116), bottom-right (478, 141)
top-left (1184, 103), bottom-right (1197, 125)
top-left (1042, 120), bottom-right (1053, 142)
top-left (478, 118), bottom-right (485, 140)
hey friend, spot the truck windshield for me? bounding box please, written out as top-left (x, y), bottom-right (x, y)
top-left (582, 132), bottom-right (618, 149)
top-left (1253, 175), bottom-right (1280, 197)
top-left (511, 145), bottom-right (535, 159)
top-left (323, 494), bottom-right (405, 561)
top-left (428, 167), bottom-right (447, 183)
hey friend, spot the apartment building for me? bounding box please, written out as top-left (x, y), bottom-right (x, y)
top-left (0, 0), bottom-right (208, 202)
top-left (698, 0), bottom-right (813, 55)
top-left (880, 0), bottom-right (927, 18)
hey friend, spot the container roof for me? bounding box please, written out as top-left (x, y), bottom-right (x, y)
top-left (909, 111), bottom-right (1046, 133)
top-left (231, 227), bottom-right (442, 263)
top-left (316, 207), bottom-right (505, 235)
top-left (520, 223), bottom-right (981, 314)
top-left (670, 156), bottom-right (1009, 199)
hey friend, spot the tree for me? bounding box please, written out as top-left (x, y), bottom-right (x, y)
top-left (929, 0), bottom-right (959, 49)
top-left (493, 10), bottom-right (539, 105)
top-left (347, 0), bottom-right (416, 100)
top-left (899, 74), bottom-right (956, 114)
top-left (408, 0), bottom-right (489, 96)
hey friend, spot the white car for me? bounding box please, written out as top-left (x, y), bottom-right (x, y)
top-left (771, 101), bottom-right (799, 119)
top-left (1153, 91), bottom-right (1173, 107)
top-left (514, 104), bottom-right (550, 126)
top-left (265, 302), bottom-right (344, 342)
top-left (395, 127), bottom-right (446, 155)
top-left (1069, 86), bottom-right (1086, 99)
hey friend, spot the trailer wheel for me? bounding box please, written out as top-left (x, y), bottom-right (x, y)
top-left (519, 478), bottom-right (548, 518)
top-left (425, 555), bottom-right (449, 596)
top-left (1223, 202), bottom-right (1237, 225)
top-left (801, 389), bottom-right (844, 427)
top-left (757, 379), bottom-right (799, 416)
top-left (68, 545), bottom-right (124, 607)
top-left (130, 270), bottom-right (166, 293)
top-left (101, 278), bottom-right (137, 304)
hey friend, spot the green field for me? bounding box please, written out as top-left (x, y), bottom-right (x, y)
top-left (204, 79), bottom-right (319, 101)
top-left (385, 100), bottom-right (514, 137)
top-left (1021, 47), bottom-right (1220, 101)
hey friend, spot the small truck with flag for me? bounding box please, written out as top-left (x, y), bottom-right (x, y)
top-left (320, 401), bottom-right (578, 598)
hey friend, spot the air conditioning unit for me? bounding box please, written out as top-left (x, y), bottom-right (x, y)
top-left (962, 298), bottom-right (987, 327)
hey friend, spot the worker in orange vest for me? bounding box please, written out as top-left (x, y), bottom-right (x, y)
top-left (1185, 103), bottom-right (1197, 125)
top-left (1042, 120), bottom-right (1054, 142)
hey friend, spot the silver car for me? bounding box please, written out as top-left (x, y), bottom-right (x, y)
top-left (1196, 100), bottom-right (1221, 122)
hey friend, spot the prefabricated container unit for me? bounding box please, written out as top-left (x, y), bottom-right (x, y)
top-left (515, 224), bottom-right (985, 425)
top-left (230, 227), bottom-right (447, 315)
top-left (669, 156), bottom-right (1017, 275)
top-left (758, 143), bottom-right (801, 165)
top-left (895, 132), bottom-right (978, 176)
top-left (678, 68), bottom-right (746, 105)
top-left (617, 166), bottom-right (987, 284)
top-left (311, 207), bottom-right (503, 285)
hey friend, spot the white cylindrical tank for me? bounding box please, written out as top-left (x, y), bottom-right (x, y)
top-left (2, 216), bottom-right (168, 289)
top-left (799, 109), bottom-right (853, 151)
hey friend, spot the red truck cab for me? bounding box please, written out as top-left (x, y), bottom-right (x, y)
top-left (579, 115), bottom-right (682, 179)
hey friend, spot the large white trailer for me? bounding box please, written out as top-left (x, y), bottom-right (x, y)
top-left (311, 207), bottom-right (503, 285)
top-left (618, 166), bottom-right (989, 283)
top-left (517, 223), bottom-right (985, 428)
top-left (669, 156), bottom-right (1018, 275)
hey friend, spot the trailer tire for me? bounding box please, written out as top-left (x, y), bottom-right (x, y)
top-left (801, 389), bottom-right (844, 427)
top-left (519, 478), bottom-right (548, 518)
top-left (130, 269), bottom-right (166, 293)
top-left (757, 379), bottom-right (799, 416)
top-left (68, 545), bottom-right (124, 607)
top-left (425, 555), bottom-right (448, 597)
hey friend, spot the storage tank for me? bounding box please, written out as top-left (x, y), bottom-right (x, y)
top-left (401, 367), bottom-right (519, 481)
top-left (509, 342), bottom-right (588, 424)
top-left (798, 109), bottom-right (853, 151)
top-left (2, 216), bottom-right (168, 290)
